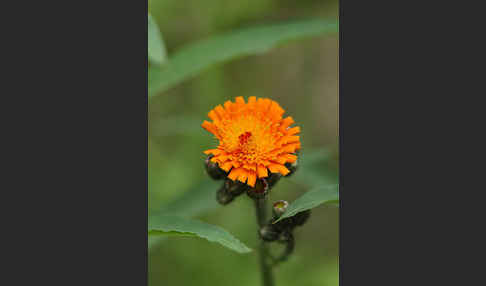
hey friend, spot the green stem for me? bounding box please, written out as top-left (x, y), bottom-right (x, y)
top-left (254, 198), bottom-right (275, 286)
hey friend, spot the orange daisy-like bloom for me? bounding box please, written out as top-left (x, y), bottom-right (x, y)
top-left (202, 96), bottom-right (301, 187)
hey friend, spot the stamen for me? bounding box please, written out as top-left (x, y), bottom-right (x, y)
top-left (239, 131), bottom-right (252, 145)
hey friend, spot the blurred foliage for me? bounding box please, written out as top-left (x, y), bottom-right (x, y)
top-left (148, 13), bottom-right (167, 65)
top-left (148, 0), bottom-right (339, 285)
top-left (148, 19), bottom-right (337, 97)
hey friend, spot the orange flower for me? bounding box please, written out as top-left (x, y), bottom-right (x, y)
top-left (202, 96), bottom-right (301, 187)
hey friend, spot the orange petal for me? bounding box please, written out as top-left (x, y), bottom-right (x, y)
top-left (268, 164), bottom-right (290, 176)
top-left (257, 164), bottom-right (268, 178)
top-left (203, 149), bottom-right (221, 155)
top-left (287, 126), bottom-right (300, 135)
top-left (218, 154), bottom-right (229, 161)
top-left (274, 137), bottom-right (286, 146)
top-left (228, 168), bottom-right (243, 181)
top-left (286, 135), bottom-right (300, 143)
top-left (268, 149), bottom-right (282, 158)
top-left (223, 100), bottom-right (233, 111)
top-left (220, 161), bottom-right (233, 172)
top-left (260, 160), bottom-right (272, 166)
top-left (275, 155), bottom-right (288, 164)
top-left (272, 103), bottom-right (285, 118)
top-left (243, 163), bottom-right (257, 171)
top-left (256, 98), bottom-right (266, 112)
top-left (248, 96), bottom-right (257, 111)
top-left (260, 98), bottom-right (272, 113)
top-left (214, 105), bottom-right (226, 119)
top-left (282, 143), bottom-right (300, 153)
top-left (286, 154), bottom-right (298, 163)
top-left (247, 171), bottom-right (257, 187)
top-left (277, 165), bottom-right (290, 176)
top-left (237, 170), bottom-right (248, 183)
top-left (201, 121), bottom-right (218, 136)
top-left (208, 110), bottom-right (219, 122)
top-left (268, 164), bottom-right (281, 174)
top-left (295, 142), bottom-right (301, 150)
top-left (235, 96), bottom-right (245, 106)
top-left (280, 117), bottom-right (294, 131)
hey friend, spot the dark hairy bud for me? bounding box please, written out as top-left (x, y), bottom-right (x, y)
top-left (259, 224), bottom-right (280, 242)
top-left (259, 210), bottom-right (309, 265)
top-left (274, 231), bottom-right (294, 263)
top-left (278, 230), bottom-right (294, 244)
top-left (216, 186), bottom-right (234, 205)
top-left (216, 179), bottom-right (248, 205)
top-left (284, 160), bottom-right (298, 177)
top-left (271, 217), bottom-right (295, 233)
top-left (270, 209), bottom-right (312, 232)
top-left (224, 179), bottom-right (249, 196)
top-left (266, 172), bottom-right (282, 188)
top-left (292, 209), bottom-right (311, 227)
top-left (205, 155), bottom-right (227, 180)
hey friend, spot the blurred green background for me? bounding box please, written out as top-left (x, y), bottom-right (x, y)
top-left (148, 0), bottom-right (339, 285)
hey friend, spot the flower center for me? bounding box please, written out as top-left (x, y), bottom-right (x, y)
top-left (236, 131), bottom-right (258, 157)
top-left (238, 131), bottom-right (252, 146)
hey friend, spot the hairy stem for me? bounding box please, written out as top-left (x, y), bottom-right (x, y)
top-left (254, 198), bottom-right (275, 286)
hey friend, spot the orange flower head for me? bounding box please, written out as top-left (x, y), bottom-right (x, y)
top-left (202, 96), bottom-right (301, 187)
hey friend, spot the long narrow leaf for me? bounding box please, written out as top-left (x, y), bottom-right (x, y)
top-left (274, 184), bottom-right (339, 223)
top-left (149, 19), bottom-right (337, 97)
top-left (149, 215), bottom-right (252, 254)
top-left (148, 179), bottom-right (220, 250)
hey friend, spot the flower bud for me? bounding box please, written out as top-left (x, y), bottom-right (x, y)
top-left (272, 200), bottom-right (289, 218)
top-left (284, 160), bottom-right (298, 177)
top-left (247, 178), bottom-right (269, 199)
top-left (272, 217), bottom-right (294, 233)
top-left (205, 155), bottom-right (226, 180)
top-left (224, 179), bottom-right (248, 196)
top-left (277, 230), bottom-right (294, 243)
top-left (270, 209), bottom-right (311, 231)
top-left (216, 186), bottom-right (234, 205)
top-left (275, 231), bottom-right (295, 262)
top-left (259, 224), bottom-right (279, 242)
top-left (267, 172), bottom-right (282, 188)
top-left (292, 210), bottom-right (311, 227)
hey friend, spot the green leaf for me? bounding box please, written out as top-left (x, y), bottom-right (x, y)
top-left (148, 179), bottom-right (220, 250)
top-left (149, 215), bottom-right (252, 254)
top-left (274, 184), bottom-right (339, 223)
top-left (148, 19), bottom-right (338, 97)
top-left (148, 14), bottom-right (167, 65)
